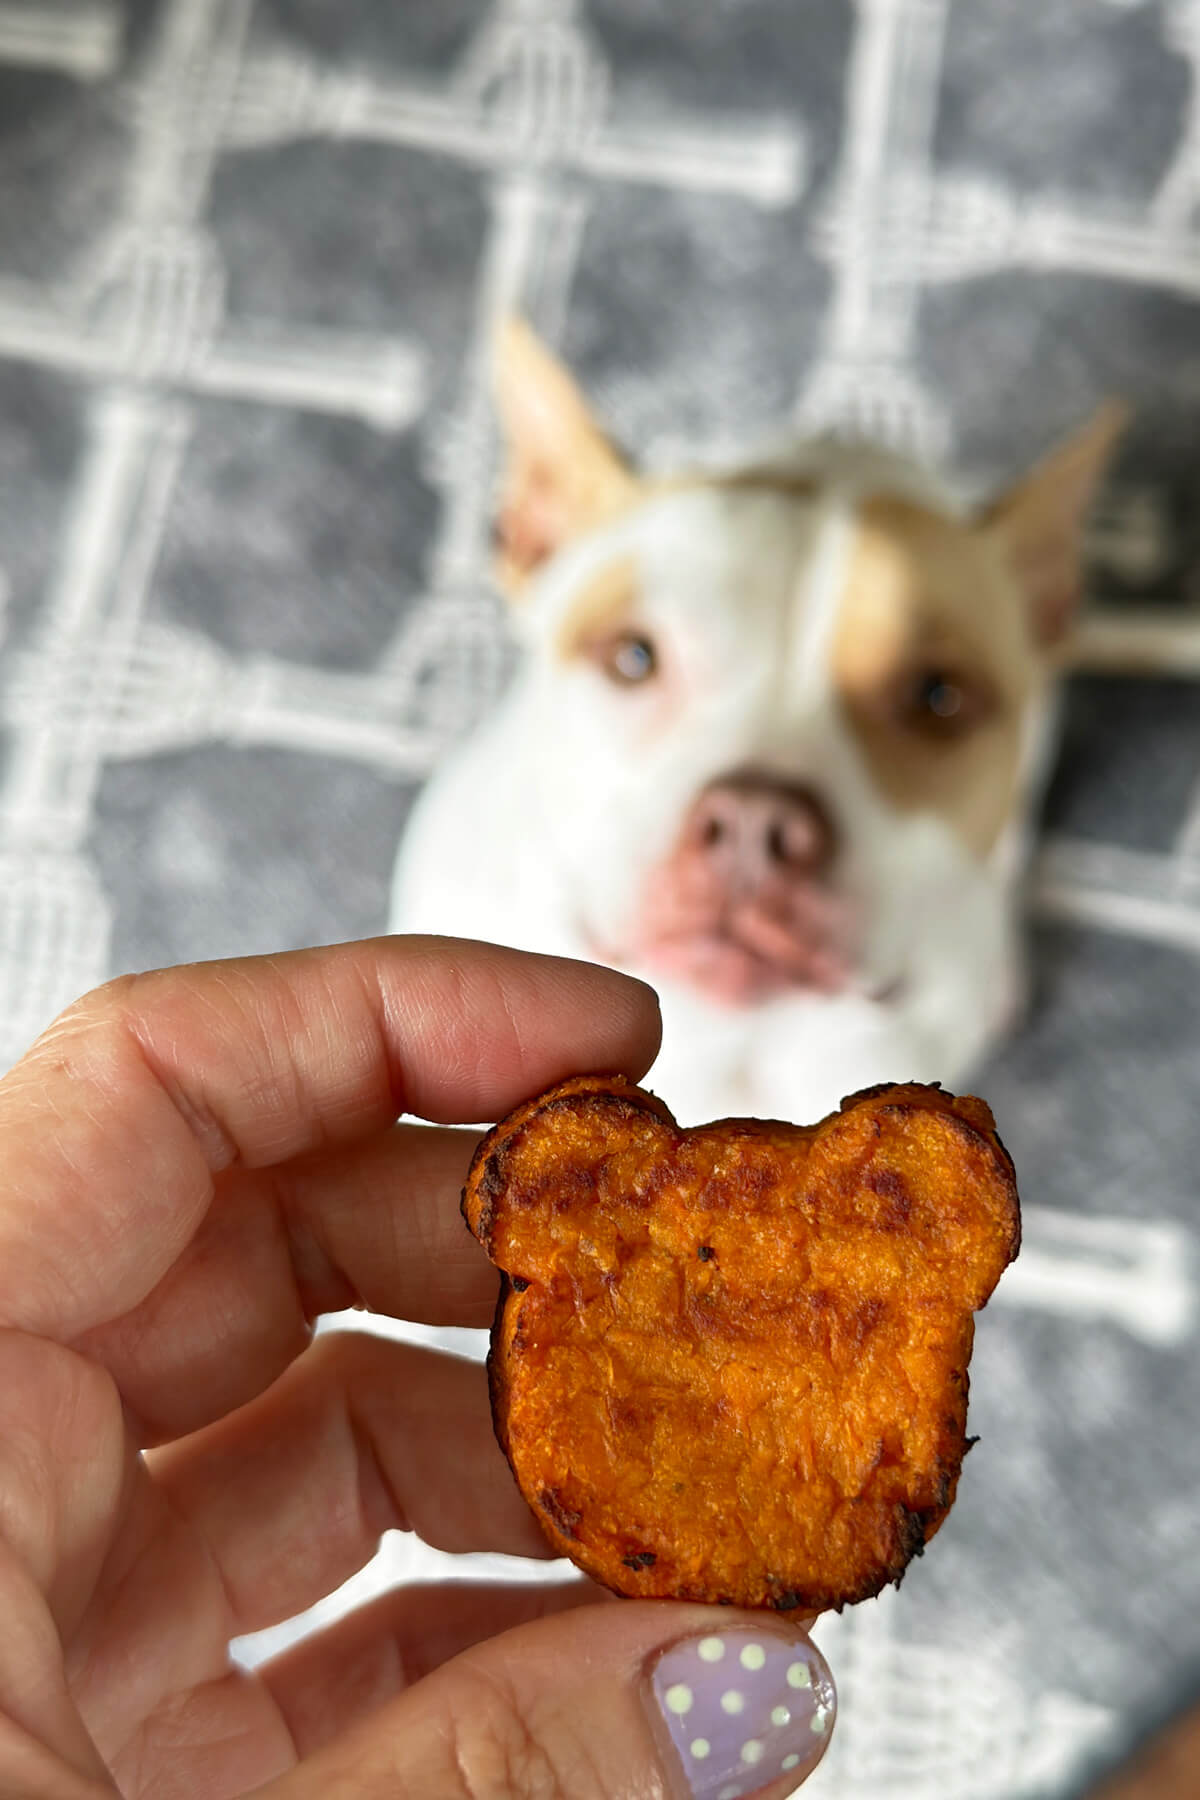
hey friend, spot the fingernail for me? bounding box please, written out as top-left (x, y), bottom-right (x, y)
top-left (646, 1627), bottom-right (835, 1799)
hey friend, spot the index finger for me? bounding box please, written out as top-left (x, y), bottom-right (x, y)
top-left (0, 935), bottom-right (661, 1341)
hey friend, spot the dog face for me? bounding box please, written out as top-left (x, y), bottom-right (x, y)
top-left (492, 322), bottom-right (1123, 1026)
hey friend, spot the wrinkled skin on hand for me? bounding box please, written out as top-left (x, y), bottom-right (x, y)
top-left (465, 1077), bottom-right (1020, 1614)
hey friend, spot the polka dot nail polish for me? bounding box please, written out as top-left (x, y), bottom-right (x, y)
top-left (647, 1629), bottom-right (835, 1799)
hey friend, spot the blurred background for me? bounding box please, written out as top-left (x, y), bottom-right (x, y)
top-left (1, 2), bottom-right (1199, 1796)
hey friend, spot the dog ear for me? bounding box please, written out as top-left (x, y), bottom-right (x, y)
top-left (978, 401), bottom-right (1128, 648)
top-left (493, 317), bottom-right (638, 596)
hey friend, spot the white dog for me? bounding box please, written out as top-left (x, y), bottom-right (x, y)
top-left (391, 323), bottom-right (1123, 1124)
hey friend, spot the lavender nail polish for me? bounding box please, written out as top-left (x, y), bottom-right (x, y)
top-left (648, 1628), bottom-right (835, 1800)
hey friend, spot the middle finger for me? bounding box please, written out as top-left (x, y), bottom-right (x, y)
top-left (73, 1124), bottom-right (498, 1443)
top-left (147, 1332), bottom-right (555, 1639)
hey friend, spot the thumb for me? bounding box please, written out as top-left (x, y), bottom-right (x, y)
top-left (258, 1599), bottom-right (835, 1800)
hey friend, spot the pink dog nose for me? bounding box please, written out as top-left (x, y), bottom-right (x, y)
top-left (685, 774), bottom-right (835, 891)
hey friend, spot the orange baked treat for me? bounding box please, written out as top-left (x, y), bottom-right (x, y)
top-left (464, 1076), bottom-right (1020, 1613)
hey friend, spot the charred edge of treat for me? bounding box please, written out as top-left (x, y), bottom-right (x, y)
top-left (984, 1123), bottom-right (1021, 1251)
top-left (485, 1336), bottom-right (560, 1550)
top-left (485, 1320), bottom-right (510, 1463)
top-left (758, 1561), bottom-right (902, 1615)
top-left (802, 1506), bottom-right (935, 1612)
top-left (692, 1114), bottom-right (810, 1142)
top-left (815, 1506), bottom-right (942, 1612)
top-left (840, 1079), bottom-right (942, 1108)
top-left (810, 1443), bottom-right (966, 1611)
top-left (942, 1106), bottom-right (1021, 1263)
top-left (550, 1495), bottom-right (961, 1611)
top-left (488, 1272), bottom-right (588, 1563)
top-left (899, 1505), bottom-right (929, 1562)
top-left (911, 1440), bottom-right (968, 1544)
top-left (538, 1534), bottom-right (634, 1599)
top-left (463, 1075), bottom-right (677, 1253)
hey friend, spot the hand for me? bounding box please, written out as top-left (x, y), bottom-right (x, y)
top-left (0, 935), bottom-right (835, 1800)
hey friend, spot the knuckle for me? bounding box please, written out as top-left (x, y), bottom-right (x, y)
top-left (11, 972), bottom-right (149, 1086)
top-left (444, 1669), bottom-right (602, 1800)
top-left (52, 970), bottom-right (143, 1034)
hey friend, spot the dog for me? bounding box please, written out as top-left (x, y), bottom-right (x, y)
top-left (390, 321), bottom-right (1124, 1125)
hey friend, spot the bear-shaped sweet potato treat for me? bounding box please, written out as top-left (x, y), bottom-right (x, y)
top-left (464, 1076), bottom-right (1020, 1613)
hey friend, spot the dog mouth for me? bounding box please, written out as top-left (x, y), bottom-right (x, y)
top-left (639, 922), bottom-right (847, 1006)
top-left (599, 880), bottom-right (857, 1009)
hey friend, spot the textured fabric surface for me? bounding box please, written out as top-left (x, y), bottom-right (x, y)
top-left (1, 4), bottom-right (1199, 1797)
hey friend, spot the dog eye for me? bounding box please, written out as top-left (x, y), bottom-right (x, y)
top-left (917, 670), bottom-right (964, 720)
top-left (900, 667), bottom-right (990, 738)
top-left (602, 632), bottom-right (658, 686)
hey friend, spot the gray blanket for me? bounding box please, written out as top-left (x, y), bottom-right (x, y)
top-left (1, 4), bottom-right (1199, 1796)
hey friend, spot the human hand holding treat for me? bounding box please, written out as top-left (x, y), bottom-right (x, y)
top-left (0, 937), bottom-right (858, 1800)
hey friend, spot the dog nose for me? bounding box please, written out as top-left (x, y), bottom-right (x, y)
top-left (686, 774), bottom-right (836, 889)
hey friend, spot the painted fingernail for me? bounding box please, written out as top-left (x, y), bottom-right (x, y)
top-left (646, 1627), bottom-right (835, 1799)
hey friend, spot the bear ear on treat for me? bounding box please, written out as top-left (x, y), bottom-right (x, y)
top-left (976, 399), bottom-right (1128, 651)
top-left (463, 1076), bottom-right (677, 1278)
top-left (491, 316), bottom-right (640, 597)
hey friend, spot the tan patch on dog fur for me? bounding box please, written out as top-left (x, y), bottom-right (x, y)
top-left (706, 465), bottom-right (820, 502)
top-left (833, 498), bottom-right (1042, 859)
top-left (556, 555), bottom-right (638, 659)
top-left (637, 466), bottom-right (820, 511)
